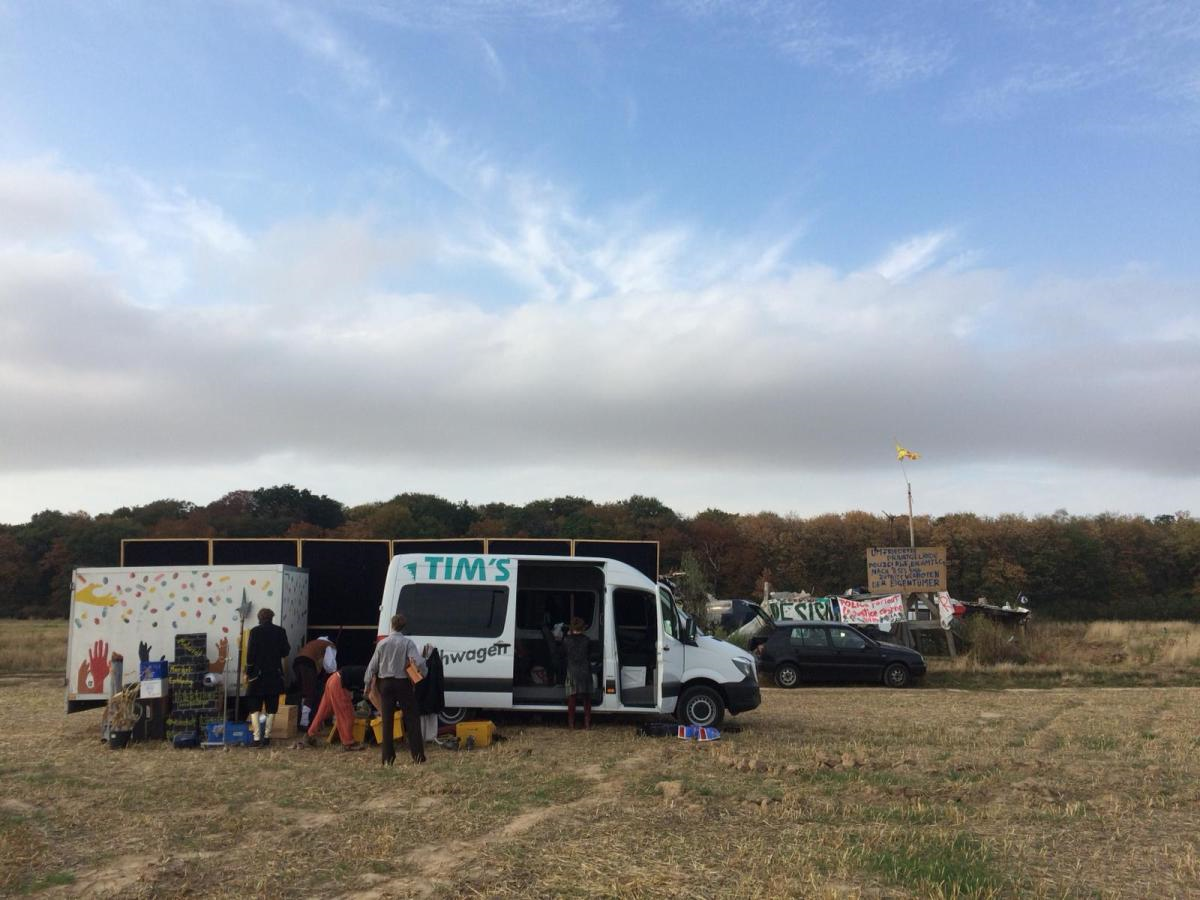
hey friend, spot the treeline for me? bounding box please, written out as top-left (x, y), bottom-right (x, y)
top-left (1, 486), bottom-right (1197, 620)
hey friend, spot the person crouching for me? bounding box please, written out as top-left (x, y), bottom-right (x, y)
top-left (303, 665), bottom-right (366, 751)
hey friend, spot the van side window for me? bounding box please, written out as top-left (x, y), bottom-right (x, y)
top-left (397, 584), bottom-right (509, 638)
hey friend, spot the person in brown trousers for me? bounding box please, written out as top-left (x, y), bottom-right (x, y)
top-left (364, 614), bottom-right (427, 765)
top-left (293, 635), bottom-right (336, 728)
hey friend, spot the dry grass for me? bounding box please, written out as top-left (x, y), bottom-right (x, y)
top-left (3, 617), bottom-right (1200, 897)
top-left (0, 619), bottom-right (68, 675)
top-left (928, 619), bottom-right (1200, 688)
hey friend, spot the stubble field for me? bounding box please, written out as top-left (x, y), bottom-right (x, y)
top-left (3, 665), bottom-right (1199, 898)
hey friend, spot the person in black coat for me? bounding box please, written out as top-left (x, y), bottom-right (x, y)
top-left (415, 648), bottom-right (445, 717)
top-left (245, 608), bottom-right (290, 746)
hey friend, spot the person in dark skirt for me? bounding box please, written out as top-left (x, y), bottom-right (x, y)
top-left (563, 616), bottom-right (592, 730)
top-left (245, 608), bottom-right (290, 746)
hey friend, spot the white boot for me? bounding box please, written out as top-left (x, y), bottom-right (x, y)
top-left (250, 712), bottom-right (264, 743)
top-left (299, 703), bottom-right (311, 728)
top-left (263, 713), bottom-right (275, 746)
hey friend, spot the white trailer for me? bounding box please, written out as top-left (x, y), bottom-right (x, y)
top-left (66, 564), bottom-right (308, 712)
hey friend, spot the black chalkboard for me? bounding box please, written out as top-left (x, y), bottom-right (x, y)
top-left (174, 633), bottom-right (208, 661)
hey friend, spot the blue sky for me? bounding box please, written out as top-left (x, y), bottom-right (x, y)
top-left (0, 0), bottom-right (1197, 523)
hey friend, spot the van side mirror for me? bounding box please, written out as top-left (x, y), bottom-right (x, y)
top-left (684, 616), bottom-right (697, 645)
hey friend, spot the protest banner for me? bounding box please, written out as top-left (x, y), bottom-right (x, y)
top-left (866, 546), bottom-right (947, 593)
top-left (766, 596), bottom-right (838, 622)
top-left (837, 593), bottom-right (905, 626)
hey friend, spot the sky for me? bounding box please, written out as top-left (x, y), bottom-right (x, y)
top-left (0, 0), bottom-right (1198, 525)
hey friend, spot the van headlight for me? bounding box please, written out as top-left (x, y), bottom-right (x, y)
top-left (733, 657), bottom-right (755, 678)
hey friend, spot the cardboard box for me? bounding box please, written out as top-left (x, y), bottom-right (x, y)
top-left (275, 704), bottom-right (298, 739)
top-left (456, 720), bottom-right (496, 748)
top-left (139, 678), bottom-right (166, 699)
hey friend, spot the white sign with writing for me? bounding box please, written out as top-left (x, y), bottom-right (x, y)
top-left (838, 593), bottom-right (905, 626)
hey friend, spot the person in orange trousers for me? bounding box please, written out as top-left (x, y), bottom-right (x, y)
top-left (305, 668), bottom-right (366, 751)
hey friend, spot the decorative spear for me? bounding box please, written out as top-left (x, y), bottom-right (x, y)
top-left (233, 589), bottom-right (253, 723)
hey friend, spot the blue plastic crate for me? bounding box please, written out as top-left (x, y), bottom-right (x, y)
top-left (203, 722), bottom-right (253, 745)
top-left (224, 722), bottom-right (253, 745)
top-left (139, 660), bottom-right (168, 681)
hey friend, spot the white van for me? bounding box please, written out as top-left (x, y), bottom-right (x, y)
top-left (373, 553), bottom-right (761, 727)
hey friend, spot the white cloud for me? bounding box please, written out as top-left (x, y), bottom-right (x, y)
top-left (266, 0), bottom-right (391, 106)
top-left (0, 158), bottom-right (112, 240)
top-left (0, 157), bottom-right (1197, 523)
top-left (667, 0), bottom-right (954, 88)
top-left (872, 229), bottom-right (955, 282)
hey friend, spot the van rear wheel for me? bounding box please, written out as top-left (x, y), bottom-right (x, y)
top-left (437, 707), bottom-right (474, 726)
top-left (677, 686), bottom-right (725, 728)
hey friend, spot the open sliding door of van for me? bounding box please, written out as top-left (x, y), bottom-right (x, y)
top-left (612, 586), bottom-right (657, 708)
top-left (512, 560), bottom-right (605, 708)
top-left (657, 587), bottom-right (685, 713)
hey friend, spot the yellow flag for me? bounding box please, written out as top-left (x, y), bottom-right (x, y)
top-left (896, 443), bottom-right (920, 461)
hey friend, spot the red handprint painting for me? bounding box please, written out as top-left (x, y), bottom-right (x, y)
top-left (76, 639), bottom-right (111, 694)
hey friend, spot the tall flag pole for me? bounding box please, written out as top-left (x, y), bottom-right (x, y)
top-left (895, 442), bottom-right (921, 548)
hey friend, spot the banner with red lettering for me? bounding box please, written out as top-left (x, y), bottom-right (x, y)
top-left (837, 593), bottom-right (905, 626)
top-left (935, 591), bottom-right (957, 629)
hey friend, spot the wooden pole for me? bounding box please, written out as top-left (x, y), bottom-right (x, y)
top-left (907, 481), bottom-right (915, 548)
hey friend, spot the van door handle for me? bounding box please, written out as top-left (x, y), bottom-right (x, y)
top-left (663, 646), bottom-right (670, 652)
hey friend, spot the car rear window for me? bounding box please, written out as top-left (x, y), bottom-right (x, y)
top-left (790, 626), bottom-right (830, 648)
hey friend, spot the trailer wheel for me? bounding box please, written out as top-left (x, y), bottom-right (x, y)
top-left (437, 707), bottom-right (475, 726)
top-left (677, 686), bottom-right (725, 728)
top-left (883, 663), bottom-right (910, 688)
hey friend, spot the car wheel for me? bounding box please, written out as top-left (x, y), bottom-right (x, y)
top-left (437, 706), bottom-right (475, 726)
top-left (883, 663), bottom-right (910, 688)
top-left (773, 663), bottom-right (801, 689)
top-left (677, 685), bottom-right (726, 727)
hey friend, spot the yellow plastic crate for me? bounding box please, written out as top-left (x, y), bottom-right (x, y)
top-left (327, 715), bottom-right (369, 745)
top-left (369, 715), bottom-right (404, 743)
top-left (455, 720), bottom-right (495, 748)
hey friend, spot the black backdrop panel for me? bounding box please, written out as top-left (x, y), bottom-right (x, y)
top-left (487, 539), bottom-right (572, 557)
top-left (121, 540), bottom-right (209, 567)
top-left (574, 540), bottom-right (659, 581)
top-left (212, 539), bottom-right (299, 566)
top-left (309, 627), bottom-right (379, 669)
top-left (391, 539), bottom-right (486, 556)
top-left (300, 540), bottom-right (390, 630)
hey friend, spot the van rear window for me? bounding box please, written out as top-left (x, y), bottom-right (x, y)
top-left (397, 584), bottom-right (509, 638)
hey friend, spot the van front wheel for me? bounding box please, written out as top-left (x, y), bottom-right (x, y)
top-left (677, 686), bottom-right (725, 728)
top-left (437, 707), bottom-right (474, 726)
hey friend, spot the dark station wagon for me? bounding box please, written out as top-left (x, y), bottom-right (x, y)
top-left (750, 620), bottom-right (927, 689)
